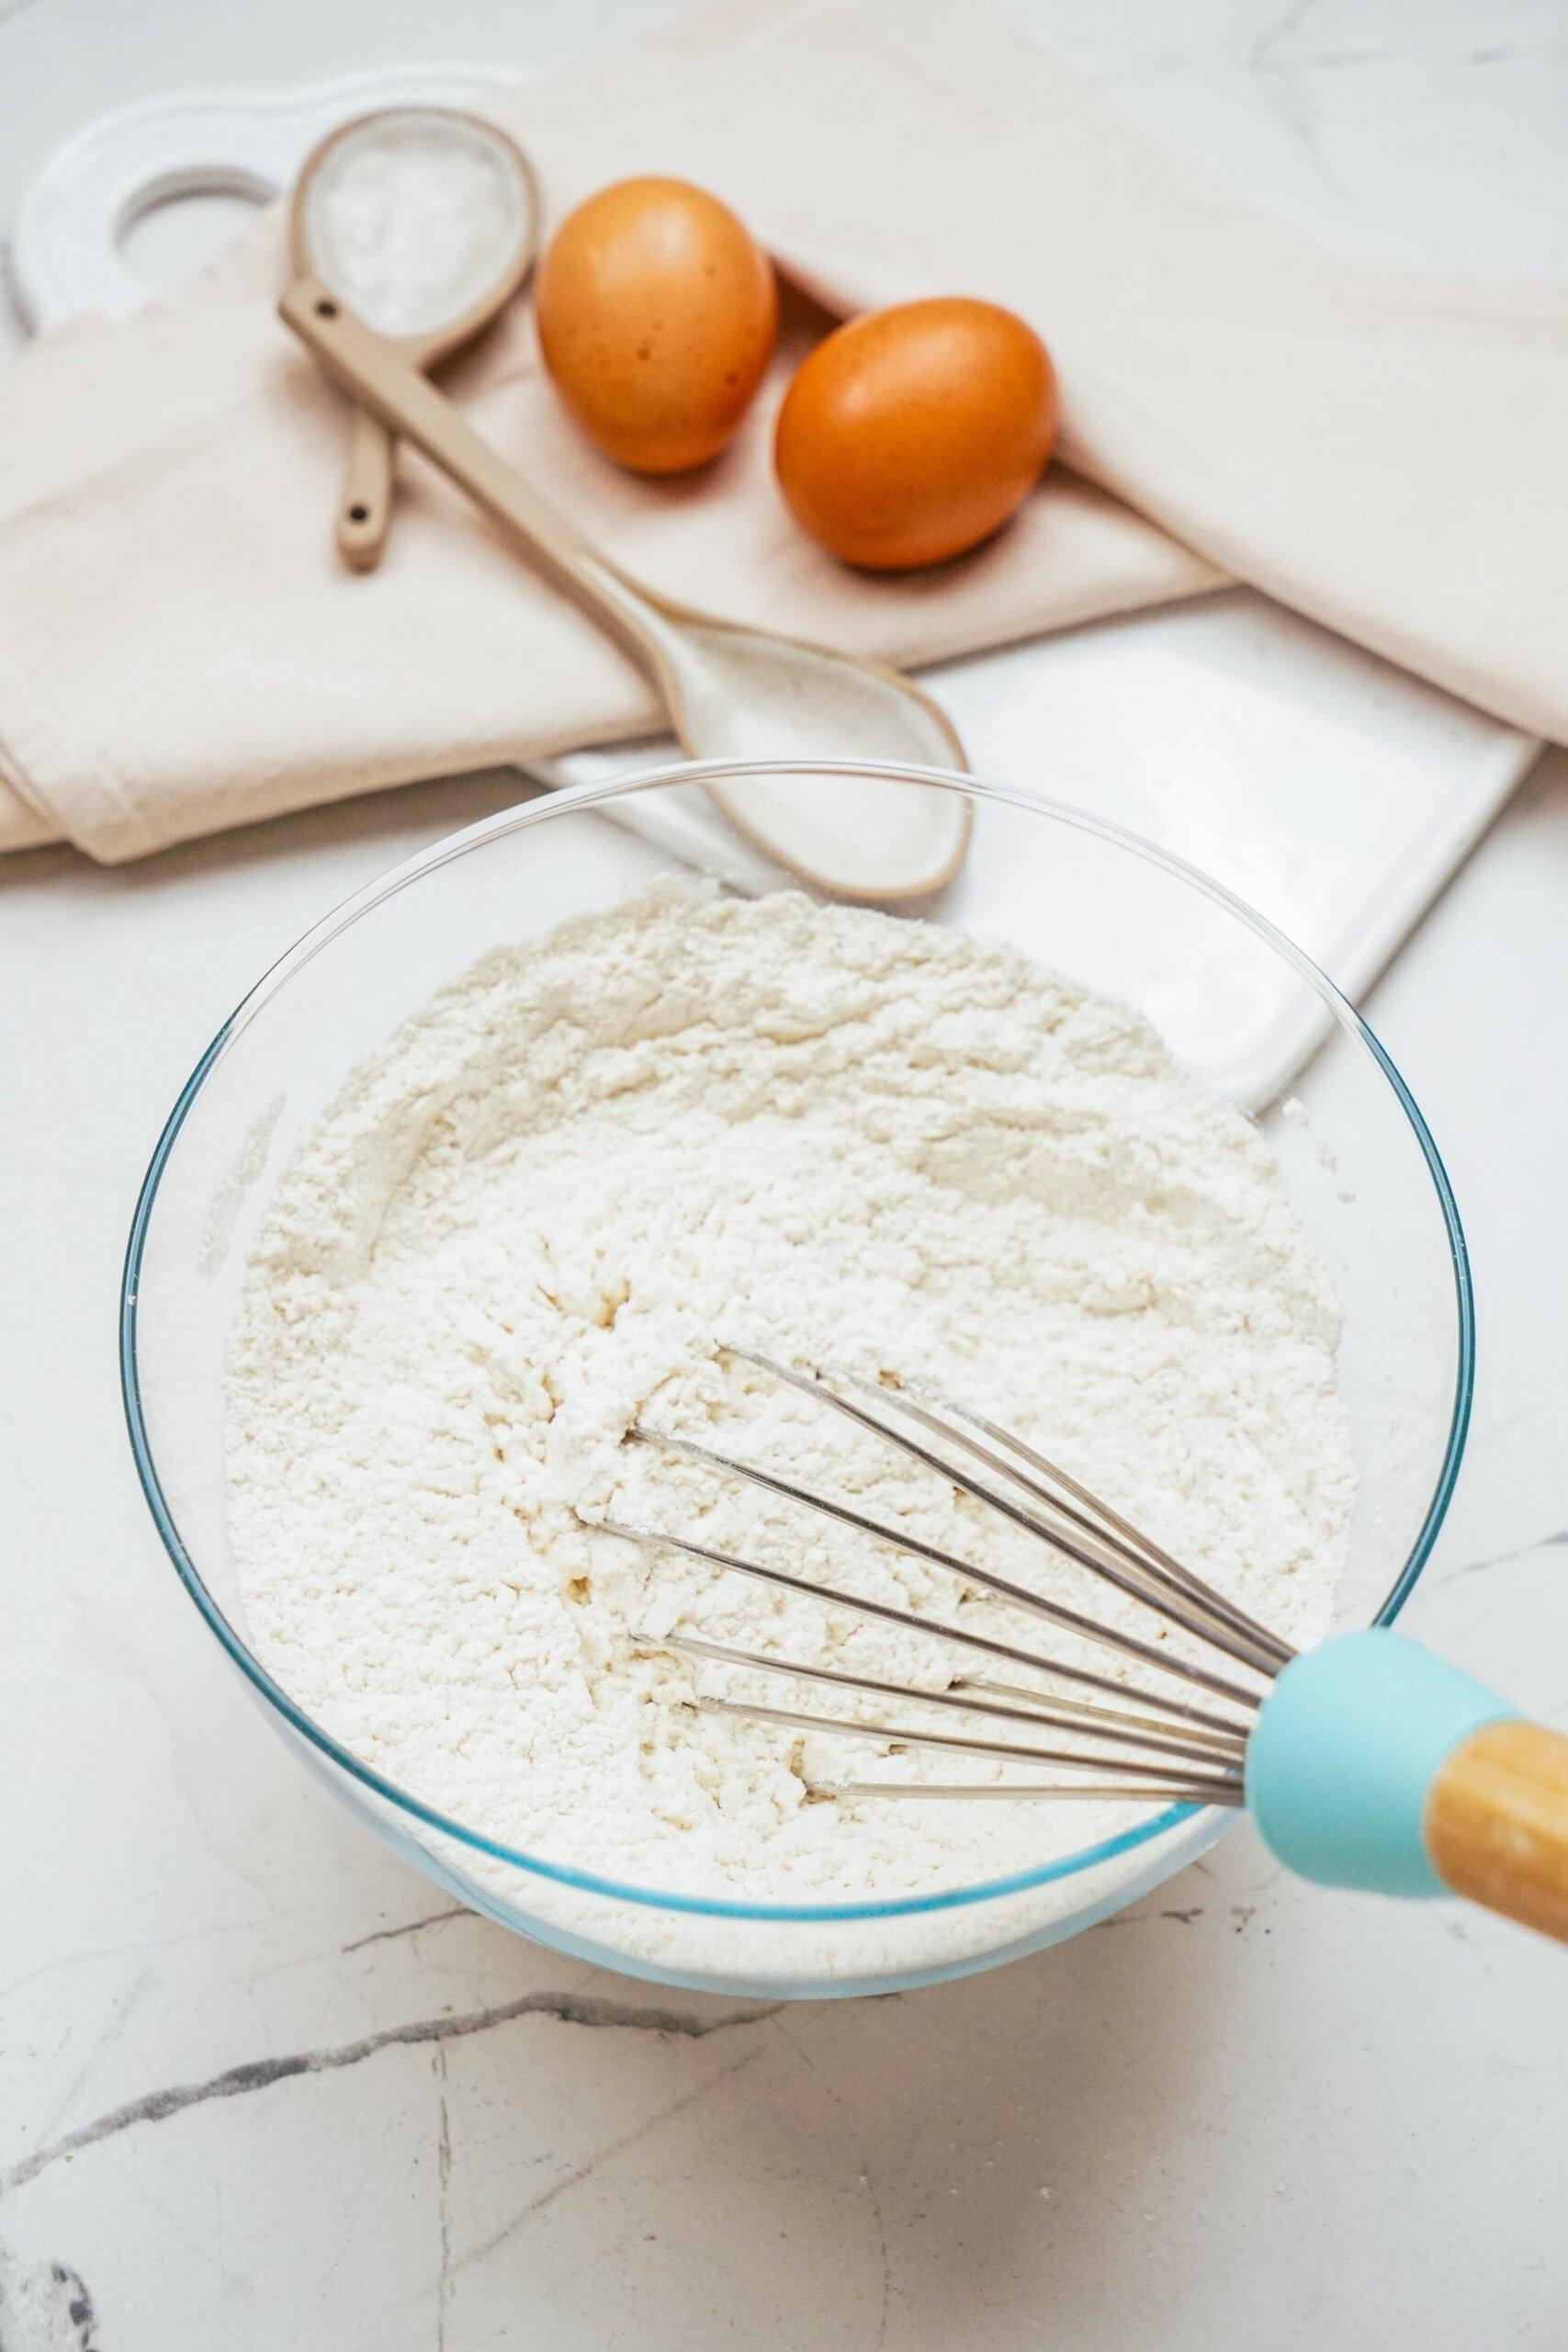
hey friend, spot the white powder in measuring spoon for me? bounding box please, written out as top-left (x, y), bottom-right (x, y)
top-left (227, 888), bottom-right (1354, 1959)
top-left (303, 110), bottom-right (533, 338)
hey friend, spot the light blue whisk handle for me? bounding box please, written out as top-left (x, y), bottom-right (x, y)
top-left (1247, 1629), bottom-right (1517, 1896)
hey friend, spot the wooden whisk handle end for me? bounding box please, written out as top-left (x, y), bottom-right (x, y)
top-left (1426, 1719), bottom-right (1568, 1944)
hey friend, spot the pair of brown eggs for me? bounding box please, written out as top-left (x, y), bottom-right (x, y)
top-left (536, 176), bottom-right (1057, 572)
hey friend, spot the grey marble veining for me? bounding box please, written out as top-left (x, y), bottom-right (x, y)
top-left (1, 3), bottom-right (1565, 2346)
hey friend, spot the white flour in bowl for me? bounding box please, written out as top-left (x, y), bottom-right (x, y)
top-left (227, 884), bottom-right (1354, 1954)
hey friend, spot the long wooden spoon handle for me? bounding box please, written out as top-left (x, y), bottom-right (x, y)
top-left (1426, 1719), bottom-right (1568, 1942)
top-left (337, 406), bottom-right (397, 572)
top-left (281, 274), bottom-right (668, 681)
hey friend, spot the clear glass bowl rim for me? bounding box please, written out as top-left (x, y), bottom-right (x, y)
top-left (121, 757), bottom-right (1475, 1928)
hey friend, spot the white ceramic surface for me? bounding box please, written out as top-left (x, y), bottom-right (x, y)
top-left (2, 6), bottom-right (1564, 2348)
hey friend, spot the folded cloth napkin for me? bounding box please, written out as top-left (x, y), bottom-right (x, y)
top-left (1, 0), bottom-right (1562, 861)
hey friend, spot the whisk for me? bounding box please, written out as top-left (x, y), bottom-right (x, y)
top-left (603, 1348), bottom-right (1568, 1945)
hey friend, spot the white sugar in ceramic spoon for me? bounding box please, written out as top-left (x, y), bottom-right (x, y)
top-left (293, 106), bottom-right (540, 572)
top-left (283, 116), bottom-right (968, 900)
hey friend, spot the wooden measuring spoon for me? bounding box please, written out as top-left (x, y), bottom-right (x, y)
top-left (279, 275), bottom-right (971, 900)
top-left (291, 107), bottom-right (540, 572)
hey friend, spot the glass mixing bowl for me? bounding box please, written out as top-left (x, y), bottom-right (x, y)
top-left (122, 761), bottom-right (1472, 1996)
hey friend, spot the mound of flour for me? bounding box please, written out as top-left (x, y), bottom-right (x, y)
top-left (228, 884), bottom-right (1353, 1922)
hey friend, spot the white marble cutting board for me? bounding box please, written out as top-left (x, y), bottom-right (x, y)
top-left (9, 68), bottom-right (1540, 1102)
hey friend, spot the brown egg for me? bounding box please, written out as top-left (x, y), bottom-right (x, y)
top-left (536, 176), bottom-right (778, 474)
top-left (774, 298), bottom-right (1057, 569)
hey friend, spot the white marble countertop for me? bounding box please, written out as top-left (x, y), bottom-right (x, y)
top-left (2, 3), bottom-right (1565, 2346)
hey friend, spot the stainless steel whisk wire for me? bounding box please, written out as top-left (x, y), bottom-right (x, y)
top-left (598, 1347), bottom-right (1298, 1809)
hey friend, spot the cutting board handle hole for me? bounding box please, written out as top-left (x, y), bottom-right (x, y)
top-left (117, 167), bottom-right (276, 298)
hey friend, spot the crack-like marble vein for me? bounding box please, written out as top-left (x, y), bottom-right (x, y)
top-left (1438, 1530), bottom-right (1568, 1589)
top-left (1247, 0), bottom-right (1459, 262)
top-left (513, 2050), bottom-right (766, 2228)
top-left (30, 1968), bottom-right (152, 2169)
top-left (1250, 0), bottom-right (1321, 85)
top-left (341, 1905), bottom-right (470, 1956)
top-left (769, 2009), bottom-right (891, 2346)
top-left (1252, 37), bottom-right (1563, 71)
top-left (869, 2156), bottom-right (891, 2352)
top-left (1, 1991), bottom-right (783, 2199)
top-left (445, 2045), bottom-right (767, 2282)
top-left (434, 2046), bottom-right (452, 2352)
top-left (1092, 1903), bottom-right (1206, 1932)
top-left (0, 2250), bottom-right (97, 2351)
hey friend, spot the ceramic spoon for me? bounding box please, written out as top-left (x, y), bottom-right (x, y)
top-left (292, 106), bottom-right (541, 572)
top-left (282, 119), bottom-right (969, 901)
top-left (282, 277), bottom-right (971, 899)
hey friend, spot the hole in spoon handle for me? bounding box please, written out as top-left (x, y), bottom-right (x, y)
top-left (337, 404), bottom-right (397, 573)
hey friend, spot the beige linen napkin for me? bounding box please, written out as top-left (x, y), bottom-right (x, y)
top-left (0, 0), bottom-right (1562, 862)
